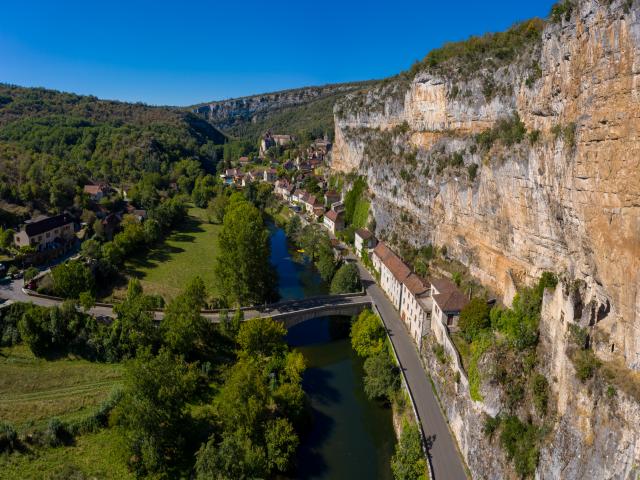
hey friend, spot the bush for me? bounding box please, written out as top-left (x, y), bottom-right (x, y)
top-left (467, 163), bottom-right (479, 181)
top-left (573, 350), bottom-right (600, 382)
top-left (0, 421), bottom-right (19, 453)
top-left (499, 416), bottom-right (540, 478)
top-left (391, 421), bottom-right (427, 480)
top-left (45, 418), bottom-right (72, 447)
top-left (432, 343), bottom-right (448, 364)
top-left (531, 373), bottom-right (549, 415)
top-left (330, 263), bottom-right (361, 294)
top-left (350, 309), bottom-right (386, 358)
top-left (363, 350), bottom-right (400, 402)
top-left (459, 298), bottom-right (491, 342)
top-left (482, 414), bottom-right (501, 440)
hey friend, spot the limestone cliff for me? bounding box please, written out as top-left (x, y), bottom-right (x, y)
top-left (332, 0), bottom-right (640, 477)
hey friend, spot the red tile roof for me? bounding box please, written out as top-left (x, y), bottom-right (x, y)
top-left (431, 278), bottom-right (469, 313)
top-left (325, 210), bottom-right (341, 222)
top-left (355, 228), bottom-right (373, 240)
top-left (403, 273), bottom-right (430, 296)
top-left (374, 242), bottom-right (410, 281)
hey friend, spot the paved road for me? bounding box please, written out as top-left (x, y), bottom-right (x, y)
top-left (0, 278), bottom-right (370, 323)
top-left (356, 261), bottom-right (468, 480)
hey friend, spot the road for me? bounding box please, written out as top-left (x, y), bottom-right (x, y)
top-left (355, 260), bottom-right (468, 480)
top-left (0, 277), bottom-right (370, 324)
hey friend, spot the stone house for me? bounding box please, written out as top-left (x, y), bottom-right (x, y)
top-left (14, 214), bottom-right (75, 250)
top-left (263, 168), bottom-right (278, 183)
top-left (324, 190), bottom-right (341, 206)
top-left (354, 228), bottom-right (376, 257)
top-left (323, 210), bottom-right (344, 234)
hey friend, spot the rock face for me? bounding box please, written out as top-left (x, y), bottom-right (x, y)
top-left (192, 83), bottom-right (367, 130)
top-left (333, 0), bottom-right (640, 371)
top-left (332, 1), bottom-right (640, 477)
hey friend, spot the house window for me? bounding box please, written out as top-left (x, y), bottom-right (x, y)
top-left (447, 315), bottom-right (454, 326)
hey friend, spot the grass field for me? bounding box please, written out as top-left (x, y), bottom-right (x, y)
top-left (117, 207), bottom-right (221, 301)
top-left (0, 429), bottom-right (133, 480)
top-left (0, 345), bottom-right (123, 429)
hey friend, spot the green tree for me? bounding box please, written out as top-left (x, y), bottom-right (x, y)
top-left (207, 195), bottom-right (229, 224)
top-left (195, 429), bottom-right (268, 480)
top-left (284, 215), bottom-right (302, 241)
top-left (161, 277), bottom-right (210, 358)
top-left (50, 260), bottom-right (94, 298)
top-left (316, 249), bottom-right (337, 282)
top-left (350, 309), bottom-right (386, 358)
top-left (214, 199), bottom-right (276, 305)
top-left (391, 422), bottom-right (427, 480)
top-left (0, 228), bottom-right (14, 251)
top-left (113, 348), bottom-right (198, 476)
top-left (459, 297), bottom-right (491, 342)
top-left (237, 317), bottom-right (287, 358)
top-left (363, 350), bottom-right (400, 401)
top-left (330, 263), bottom-right (361, 294)
top-left (265, 417), bottom-right (299, 473)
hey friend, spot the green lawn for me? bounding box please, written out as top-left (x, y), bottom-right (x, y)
top-left (0, 345), bottom-right (123, 429)
top-left (0, 429), bottom-right (133, 480)
top-left (118, 207), bottom-right (221, 301)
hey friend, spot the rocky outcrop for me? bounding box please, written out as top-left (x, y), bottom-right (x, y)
top-left (333, 0), bottom-right (640, 372)
top-left (332, 0), bottom-right (640, 477)
top-left (193, 82), bottom-right (368, 130)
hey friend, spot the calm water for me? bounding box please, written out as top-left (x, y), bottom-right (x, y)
top-left (270, 224), bottom-right (396, 480)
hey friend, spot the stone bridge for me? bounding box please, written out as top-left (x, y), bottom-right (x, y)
top-left (202, 293), bottom-right (373, 328)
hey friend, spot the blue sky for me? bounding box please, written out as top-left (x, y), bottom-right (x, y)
top-left (0, 0), bottom-right (556, 106)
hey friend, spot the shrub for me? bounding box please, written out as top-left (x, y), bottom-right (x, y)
top-left (531, 373), bottom-right (549, 415)
top-left (330, 263), bottom-right (361, 294)
top-left (482, 414), bottom-right (501, 440)
top-left (391, 421), bottom-right (427, 480)
top-left (573, 350), bottom-right (600, 382)
top-left (459, 298), bottom-right (491, 342)
top-left (499, 416), bottom-right (540, 478)
top-left (45, 418), bottom-right (72, 447)
top-left (432, 343), bottom-right (448, 364)
top-left (363, 350), bottom-right (400, 402)
top-left (350, 309), bottom-right (386, 358)
top-left (0, 421), bottom-right (19, 453)
top-left (467, 163), bottom-right (479, 181)
top-left (550, 0), bottom-right (575, 23)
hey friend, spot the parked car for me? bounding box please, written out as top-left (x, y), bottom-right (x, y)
top-left (0, 276), bottom-right (11, 285)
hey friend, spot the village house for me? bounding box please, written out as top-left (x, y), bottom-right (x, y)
top-left (354, 228), bottom-right (376, 257)
top-left (430, 278), bottom-right (469, 343)
top-left (312, 205), bottom-right (325, 220)
top-left (304, 195), bottom-right (321, 214)
top-left (237, 156), bottom-right (250, 167)
top-left (400, 274), bottom-right (432, 348)
top-left (263, 168), bottom-right (278, 183)
top-left (324, 190), bottom-right (341, 206)
top-left (373, 242), bottom-right (411, 310)
top-left (323, 209), bottom-right (344, 235)
top-left (14, 214), bottom-right (75, 250)
top-left (291, 189), bottom-right (307, 204)
top-left (275, 179), bottom-right (295, 201)
top-left (83, 183), bottom-right (111, 202)
top-left (260, 132), bottom-right (294, 156)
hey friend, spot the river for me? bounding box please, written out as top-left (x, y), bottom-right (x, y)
top-left (269, 225), bottom-right (396, 479)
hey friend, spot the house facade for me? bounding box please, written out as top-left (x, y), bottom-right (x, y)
top-left (323, 210), bottom-right (344, 234)
top-left (14, 214), bottom-right (75, 250)
top-left (430, 278), bottom-right (469, 344)
top-left (373, 242), bottom-right (410, 310)
top-left (401, 274), bottom-right (432, 348)
top-left (354, 228), bottom-right (376, 257)
top-left (83, 183), bottom-right (111, 202)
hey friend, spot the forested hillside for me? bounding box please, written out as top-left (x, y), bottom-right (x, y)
top-left (0, 84), bottom-right (226, 217)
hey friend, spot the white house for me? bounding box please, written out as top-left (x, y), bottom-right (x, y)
top-left (401, 273), bottom-right (432, 348)
top-left (354, 228), bottom-right (376, 257)
top-left (373, 242), bottom-right (410, 310)
top-left (323, 210), bottom-right (344, 234)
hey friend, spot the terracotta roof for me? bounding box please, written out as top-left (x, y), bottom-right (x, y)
top-left (373, 242), bottom-right (394, 262)
top-left (403, 273), bottom-right (430, 296)
top-left (384, 252), bottom-right (411, 282)
top-left (431, 278), bottom-right (469, 313)
top-left (355, 228), bottom-right (373, 240)
top-left (325, 210), bottom-right (341, 222)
